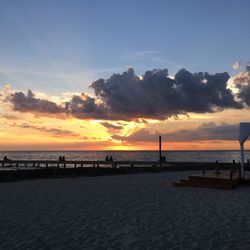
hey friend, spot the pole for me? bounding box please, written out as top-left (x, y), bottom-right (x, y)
top-left (159, 136), bottom-right (162, 168)
top-left (240, 143), bottom-right (245, 178)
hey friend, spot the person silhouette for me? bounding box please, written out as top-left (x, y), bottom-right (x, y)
top-left (109, 156), bottom-right (113, 162)
top-left (3, 156), bottom-right (10, 162)
top-left (105, 155), bottom-right (109, 161)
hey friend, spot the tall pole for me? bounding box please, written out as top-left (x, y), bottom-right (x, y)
top-left (159, 136), bottom-right (162, 168)
top-left (240, 143), bottom-right (245, 178)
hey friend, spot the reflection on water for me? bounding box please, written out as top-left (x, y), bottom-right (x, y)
top-left (0, 151), bottom-right (249, 163)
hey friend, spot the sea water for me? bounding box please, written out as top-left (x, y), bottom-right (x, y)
top-left (0, 150), bottom-right (249, 163)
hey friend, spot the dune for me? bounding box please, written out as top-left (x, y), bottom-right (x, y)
top-left (0, 171), bottom-right (250, 249)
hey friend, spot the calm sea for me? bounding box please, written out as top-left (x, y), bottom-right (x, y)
top-left (0, 151), bottom-right (249, 163)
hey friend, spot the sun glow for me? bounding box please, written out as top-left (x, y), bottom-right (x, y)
top-left (106, 145), bottom-right (138, 150)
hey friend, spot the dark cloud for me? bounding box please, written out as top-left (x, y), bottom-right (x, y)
top-left (10, 90), bottom-right (67, 114)
top-left (100, 122), bottom-right (124, 130)
top-left (100, 121), bottom-right (124, 134)
top-left (8, 67), bottom-right (244, 121)
top-left (91, 68), bottom-right (242, 119)
top-left (112, 122), bottom-right (238, 142)
top-left (69, 93), bottom-right (108, 119)
top-left (174, 69), bottom-right (242, 112)
top-left (8, 90), bottom-right (109, 119)
top-left (235, 65), bottom-right (250, 106)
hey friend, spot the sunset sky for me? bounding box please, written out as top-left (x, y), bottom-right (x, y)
top-left (0, 0), bottom-right (250, 150)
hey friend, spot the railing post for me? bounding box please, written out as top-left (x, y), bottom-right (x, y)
top-left (230, 171), bottom-right (233, 180)
top-left (215, 160), bottom-right (220, 175)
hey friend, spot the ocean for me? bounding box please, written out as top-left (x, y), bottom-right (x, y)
top-left (0, 150), bottom-right (249, 163)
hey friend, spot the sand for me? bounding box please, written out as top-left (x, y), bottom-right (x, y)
top-left (1, 171), bottom-right (250, 249)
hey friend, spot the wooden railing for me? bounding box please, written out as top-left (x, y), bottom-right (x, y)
top-left (0, 160), bottom-right (167, 169)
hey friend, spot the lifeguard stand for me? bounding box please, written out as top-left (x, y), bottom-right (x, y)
top-left (239, 123), bottom-right (250, 178)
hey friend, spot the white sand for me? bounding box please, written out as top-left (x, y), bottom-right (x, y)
top-left (1, 171), bottom-right (250, 249)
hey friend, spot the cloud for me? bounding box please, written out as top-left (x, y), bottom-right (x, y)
top-left (100, 122), bottom-right (124, 130)
top-left (8, 90), bottom-right (109, 119)
top-left (91, 67), bottom-right (242, 119)
top-left (68, 93), bottom-right (107, 119)
top-left (9, 90), bottom-right (67, 114)
top-left (121, 51), bottom-right (160, 60)
top-left (232, 61), bottom-right (242, 70)
top-left (232, 61), bottom-right (250, 70)
top-left (7, 67), bottom-right (244, 121)
top-left (234, 65), bottom-right (250, 106)
top-left (112, 129), bottom-right (161, 142)
top-left (112, 122), bottom-right (238, 142)
top-left (100, 121), bottom-right (124, 134)
top-left (13, 122), bottom-right (81, 137)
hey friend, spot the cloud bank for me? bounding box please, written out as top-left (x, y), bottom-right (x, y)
top-left (7, 67), bottom-right (249, 121)
top-left (112, 122), bottom-right (238, 142)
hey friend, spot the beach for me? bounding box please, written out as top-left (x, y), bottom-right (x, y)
top-left (1, 171), bottom-right (250, 249)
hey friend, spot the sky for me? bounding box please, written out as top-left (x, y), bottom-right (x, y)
top-left (0, 0), bottom-right (250, 150)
